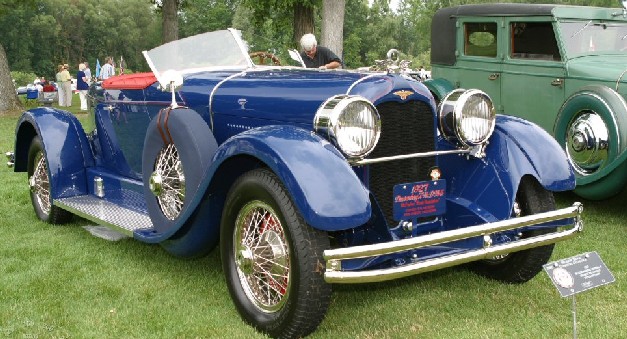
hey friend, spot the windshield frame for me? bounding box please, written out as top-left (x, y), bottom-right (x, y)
top-left (142, 28), bottom-right (254, 88)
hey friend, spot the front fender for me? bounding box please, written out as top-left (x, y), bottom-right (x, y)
top-left (440, 115), bottom-right (574, 224)
top-left (423, 78), bottom-right (456, 101)
top-left (13, 107), bottom-right (94, 198)
top-left (212, 125), bottom-right (372, 231)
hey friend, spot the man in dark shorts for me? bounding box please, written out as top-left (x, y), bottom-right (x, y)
top-left (299, 33), bottom-right (342, 69)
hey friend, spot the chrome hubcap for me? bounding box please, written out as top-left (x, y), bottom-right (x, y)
top-left (29, 152), bottom-right (51, 215)
top-left (151, 144), bottom-right (185, 220)
top-left (566, 112), bottom-right (609, 175)
top-left (234, 201), bottom-right (290, 313)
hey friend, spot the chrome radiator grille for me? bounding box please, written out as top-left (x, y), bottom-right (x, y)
top-left (367, 101), bottom-right (436, 226)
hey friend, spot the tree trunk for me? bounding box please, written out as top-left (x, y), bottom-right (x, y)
top-left (321, 0), bottom-right (345, 60)
top-left (162, 0), bottom-right (179, 43)
top-left (0, 43), bottom-right (22, 115)
top-left (293, 3), bottom-right (315, 46)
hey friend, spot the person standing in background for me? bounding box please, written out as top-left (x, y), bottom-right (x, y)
top-left (83, 61), bottom-right (92, 84)
top-left (76, 63), bottom-right (89, 111)
top-left (99, 56), bottom-right (115, 80)
top-left (55, 64), bottom-right (66, 106)
top-left (57, 64), bottom-right (72, 107)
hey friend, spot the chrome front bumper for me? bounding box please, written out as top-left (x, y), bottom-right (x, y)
top-left (324, 202), bottom-right (583, 283)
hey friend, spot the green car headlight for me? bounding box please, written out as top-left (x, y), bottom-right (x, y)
top-left (314, 95), bottom-right (381, 161)
top-left (439, 89), bottom-right (496, 147)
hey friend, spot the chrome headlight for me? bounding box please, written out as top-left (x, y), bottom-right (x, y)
top-left (438, 89), bottom-right (495, 147)
top-left (314, 95), bottom-right (381, 161)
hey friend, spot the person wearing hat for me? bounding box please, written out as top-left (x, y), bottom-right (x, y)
top-left (299, 33), bottom-right (342, 70)
top-left (59, 64), bottom-right (72, 107)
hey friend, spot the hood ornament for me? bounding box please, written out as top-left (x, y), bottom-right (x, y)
top-left (370, 49), bottom-right (417, 80)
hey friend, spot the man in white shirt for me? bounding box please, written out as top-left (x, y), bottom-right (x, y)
top-left (100, 57), bottom-right (115, 80)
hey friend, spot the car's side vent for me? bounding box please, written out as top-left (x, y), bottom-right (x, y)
top-left (368, 100), bottom-right (436, 227)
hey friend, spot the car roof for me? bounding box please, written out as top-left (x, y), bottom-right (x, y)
top-left (430, 4), bottom-right (623, 66)
top-left (431, 4), bottom-right (562, 66)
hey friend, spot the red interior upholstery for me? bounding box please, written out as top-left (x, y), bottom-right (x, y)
top-left (102, 72), bottom-right (157, 90)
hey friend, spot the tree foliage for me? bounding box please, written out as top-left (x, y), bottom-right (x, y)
top-left (1, 0), bottom-right (622, 88)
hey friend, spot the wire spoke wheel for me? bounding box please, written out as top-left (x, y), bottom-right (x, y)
top-left (29, 151), bottom-right (51, 215)
top-left (26, 136), bottom-right (72, 224)
top-left (221, 169), bottom-right (331, 338)
top-left (234, 200), bottom-right (290, 313)
top-left (150, 143), bottom-right (185, 220)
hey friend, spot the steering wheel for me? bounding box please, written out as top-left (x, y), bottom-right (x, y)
top-left (249, 51), bottom-right (281, 66)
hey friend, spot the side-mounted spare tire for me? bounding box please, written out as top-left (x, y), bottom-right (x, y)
top-left (142, 107), bottom-right (218, 256)
top-left (554, 85), bottom-right (627, 200)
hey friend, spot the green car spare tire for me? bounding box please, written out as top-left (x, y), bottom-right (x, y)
top-left (554, 85), bottom-right (627, 200)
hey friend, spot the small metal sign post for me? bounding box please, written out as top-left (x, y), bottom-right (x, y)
top-left (543, 251), bottom-right (615, 339)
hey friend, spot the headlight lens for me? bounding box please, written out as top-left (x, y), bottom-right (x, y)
top-left (438, 89), bottom-right (495, 147)
top-left (314, 95), bottom-right (381, 161)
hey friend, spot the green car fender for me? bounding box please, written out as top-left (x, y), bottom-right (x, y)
top-left (423, 78), bottom-right (456, 103)
top-left (554, 85), bottom-right (627, 199)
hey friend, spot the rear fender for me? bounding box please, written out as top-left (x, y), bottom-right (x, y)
top-left (13, 108), bottom-right (94, 198)
top-left (211, 125), bottom-right (372, 231)
top-left (440, 115), bottom-right (575, 224)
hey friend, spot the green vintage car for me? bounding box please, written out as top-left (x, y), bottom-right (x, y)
top-left (427, 3), bottom-right (627, 200)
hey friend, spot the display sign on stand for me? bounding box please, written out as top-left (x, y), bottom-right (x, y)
top-left (543, 251), bottom-right (615, 339)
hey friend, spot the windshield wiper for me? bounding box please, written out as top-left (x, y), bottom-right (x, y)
top-left (571, 20), bottom-right (592, 38)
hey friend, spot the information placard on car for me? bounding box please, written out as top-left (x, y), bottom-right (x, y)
top-left (393, 180), bottom-right (446, 220)
top-left (543, 251), bottom-right (615, 298)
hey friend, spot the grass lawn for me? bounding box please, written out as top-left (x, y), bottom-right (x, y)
top-left (0, 98), bottom-right (625, 338)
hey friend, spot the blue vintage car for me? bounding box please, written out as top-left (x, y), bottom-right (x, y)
top-left (8, 29), bottom-right (582, 338)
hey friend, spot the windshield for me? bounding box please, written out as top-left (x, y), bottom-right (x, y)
top-left (143, 29), bottom-right (251, 86)
top-left (558, 20), bottom-right (627, 57)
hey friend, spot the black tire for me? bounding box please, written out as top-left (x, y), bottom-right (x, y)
top-left (220, 168), bottom-right (331, 339)
top-left (470, 177), bottom-right (555, 283)
top-left (27, 136), bottom-right (72, 224)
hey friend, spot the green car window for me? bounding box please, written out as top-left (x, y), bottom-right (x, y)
top-left (464, 22), bottom-right (497, 57)
top-left (510, 22), bottom-right (561, 61)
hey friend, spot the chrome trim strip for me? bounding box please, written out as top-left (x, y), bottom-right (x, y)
top-left (324, 202), bottom-right (583, 283)
top-left (346, 73), bottom-right (386, 95)
top-left (352, 149), bottom-right (470, 166)
top-left (208, 70), bottom-right (247, 130)
top-left (228, 28), bottom-right (255, 69)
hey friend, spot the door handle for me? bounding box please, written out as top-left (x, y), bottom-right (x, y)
top-left (488, 73), bottom-right (500, 81)
top-left (551, 78), bottom-right (563, 86)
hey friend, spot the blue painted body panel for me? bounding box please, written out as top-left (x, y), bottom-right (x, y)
top-left (11, 64), bottom-right (576, 265)
top-left (14, 107), bottom-right (94, 198)
top-left (211, 125), bottom-right (371, 230)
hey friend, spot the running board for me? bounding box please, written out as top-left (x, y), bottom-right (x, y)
top-left (55, 195), bottom-right (154, 236)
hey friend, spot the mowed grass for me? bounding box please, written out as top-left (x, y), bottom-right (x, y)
top-left (0, 99), bottom-right (625, 338)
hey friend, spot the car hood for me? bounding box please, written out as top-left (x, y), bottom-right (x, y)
top-left (567, 55), bottom-right (627, 83)
top-left (209, 68), bottom-right (423, 125)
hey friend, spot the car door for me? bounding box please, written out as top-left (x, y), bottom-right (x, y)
top-left (450, 18), bottom-right (504, 111)
top-left (500, 19), bottom-right (566, 133)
